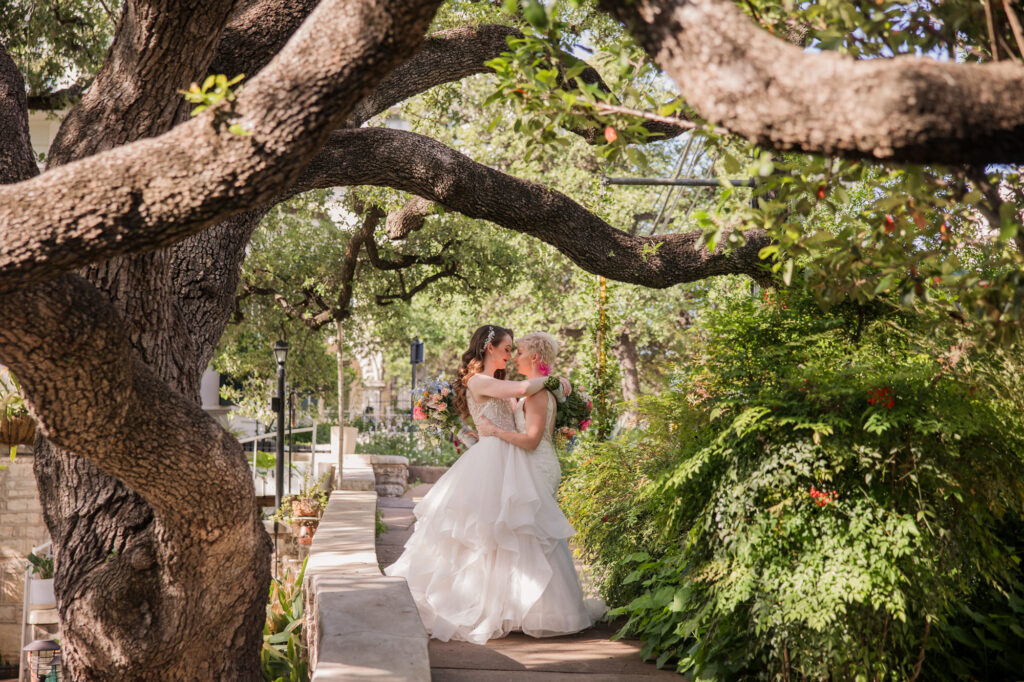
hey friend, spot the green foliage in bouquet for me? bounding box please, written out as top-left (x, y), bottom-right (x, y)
top-left (543, 376), bottom-right (593, 440)
top-left (561, 284), bottom-right (1024, 681)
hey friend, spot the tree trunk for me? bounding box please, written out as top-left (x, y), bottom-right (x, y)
top-left (336, 319), bottom-right (345, 485)
top-left (614, 327), bottom-right (642, 425)
top-left (24, 214), bottom-right (269, 679)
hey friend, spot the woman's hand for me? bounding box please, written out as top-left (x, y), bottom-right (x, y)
top-left (547, 376), bottom-right (572, 402)
top-left (476, 416), bottom-right (500, 437)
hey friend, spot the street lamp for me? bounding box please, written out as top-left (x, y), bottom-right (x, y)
top-left (271, 340), bottom-right (288, 514)
top-left (273, 340), bottom-right (289, 366)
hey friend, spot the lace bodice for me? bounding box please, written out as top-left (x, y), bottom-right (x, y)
top-left (467, 390), bottom-right (517, 432)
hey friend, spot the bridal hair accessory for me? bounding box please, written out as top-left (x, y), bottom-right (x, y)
top-left (483, 326), bottom-right (495, 351)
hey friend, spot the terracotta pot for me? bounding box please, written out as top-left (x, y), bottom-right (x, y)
top-left (0, 414), bottom-right (35, 446)
top-left (297, 524), bottom-right (315, 545)
top-left (292, 499), bottom-right (319, 517)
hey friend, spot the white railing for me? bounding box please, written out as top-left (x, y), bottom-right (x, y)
top-left (236, 425), bottom-right (326, 497)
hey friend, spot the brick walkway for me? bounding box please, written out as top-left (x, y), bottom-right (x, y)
top-left (376, 484), bottom-right (680, 681)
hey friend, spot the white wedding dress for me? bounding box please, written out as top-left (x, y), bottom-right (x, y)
top-left (384, 388), bottom-right (595, 644)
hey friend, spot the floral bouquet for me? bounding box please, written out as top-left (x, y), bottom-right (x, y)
top-left (543, 376), bottom-right (593, 450)
top-left (413, 376), bottom-right (461, 437)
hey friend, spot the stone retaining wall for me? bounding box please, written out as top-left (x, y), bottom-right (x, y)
top-left (304, 490), bottom-right (429, 681)
top-left (0, 454), bottom-right (49, 663)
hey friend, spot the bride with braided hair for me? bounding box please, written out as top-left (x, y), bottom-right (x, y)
top-left (385, 325), bottom-right (596, 644)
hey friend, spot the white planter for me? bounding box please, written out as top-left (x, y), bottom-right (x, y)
top-left (27, 577), bottom-right (55, 609)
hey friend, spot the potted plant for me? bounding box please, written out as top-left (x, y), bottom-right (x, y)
top-left (26, 551), bottom-right (55, 609)
top-left (1, 371), bottom-right (36, 457)
top-left (271, 472), bottom-right (330, 544)
top-left (291, 471), bottom-right (330, 518)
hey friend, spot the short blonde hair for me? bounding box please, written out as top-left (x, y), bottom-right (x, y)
top-left (518, 331), bottom-right (559, 366)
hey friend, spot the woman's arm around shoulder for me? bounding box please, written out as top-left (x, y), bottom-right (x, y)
top-left (467, 372), bottom-right (546, 399)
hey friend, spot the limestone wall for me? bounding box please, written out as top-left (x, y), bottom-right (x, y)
top-left (0, 455), bottom-right (49, 662)
top-left (304, 490), bottom-right (429, 681)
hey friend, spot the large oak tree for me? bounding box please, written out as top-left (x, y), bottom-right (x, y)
top-left (0, 0), bottom-right (1021, 677)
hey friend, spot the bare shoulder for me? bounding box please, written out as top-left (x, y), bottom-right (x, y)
top-left (524, 389), bottom-right (547, 412)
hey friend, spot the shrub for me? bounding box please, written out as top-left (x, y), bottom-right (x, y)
top-left (262, 558), bottom-right (309, 682)
top-left (561, 286), bottom-right (1024, 680)
top-left (355, 430), bottom-right (459, 467)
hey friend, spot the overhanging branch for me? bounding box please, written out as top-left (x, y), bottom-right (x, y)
top-left (599, 0), bottom-right (1024, 164)
top-left (291, 127), bottom-right (773, 287)
top-left (0, 0), bottom-right (444, 296)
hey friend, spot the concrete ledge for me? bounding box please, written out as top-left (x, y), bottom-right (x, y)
top-left (305, 490), bottom-right (429, 681)
top-left (338, 457), bottom-right (376, 492)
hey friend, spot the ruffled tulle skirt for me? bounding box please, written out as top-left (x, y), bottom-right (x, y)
top-left (384, 435), bottom-right (596, 644)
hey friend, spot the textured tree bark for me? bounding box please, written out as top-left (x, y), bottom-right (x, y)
top-left (599, 0), bottom-right (1024, 164)
top-left (0, 0), bottom-right (443, 677)
top-left (0, 0), bottom-right (445, 295)
top-left (0, 51), bottom-right (39, 185)
top-left (0, 275), bottom-right (272, 680)
top-left (4, 0), bottom-right (1019, 675)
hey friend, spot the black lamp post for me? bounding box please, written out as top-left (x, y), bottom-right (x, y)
top-left (23, 639), bottom-right (61, 682)
top-left (410, 337), bottom-right (424, 398)
top-left (272, 340), bottom-right (288, 513)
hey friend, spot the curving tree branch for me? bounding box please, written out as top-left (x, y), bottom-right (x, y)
top-left (375, 262), bottom-right (463, 304)
top-left (47, 0), bottom-right (240, 166)
top-left (26, 82), bottom-right (89, 111)
top-left (292, 127), bottom-right (773, 286)
top-left (385, 195), bottom-right (435, 239)
top-left (0, 275), bottom-right (254, 529)
top-left (0, 0), bottom-right (445, 296)
top-left (599, 0), bottom-right (1024, 164)
top-left (211, 0), bottom-right (322, 80)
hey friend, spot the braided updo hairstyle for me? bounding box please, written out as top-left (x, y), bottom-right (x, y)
top-left (454, 324), bottom-right (513, 419)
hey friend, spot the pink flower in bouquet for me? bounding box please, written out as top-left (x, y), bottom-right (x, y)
top-left (441, 387), bottom-right (450, 396)
top-left (537, 361), bottom-right (551, 376)
top-left (413, 405), bottom-right (427, 420)
top-left (579, 418), bottom-right (592, 432)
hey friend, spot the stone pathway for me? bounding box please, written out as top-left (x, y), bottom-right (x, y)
top-left (376, 484), bottom-right (681, 681)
